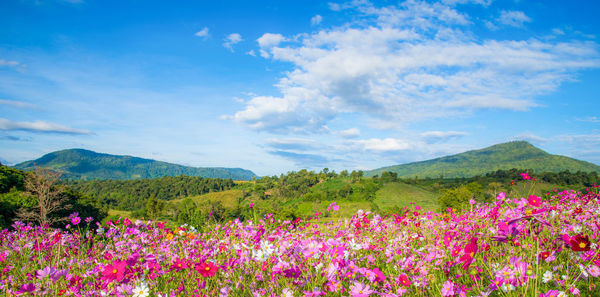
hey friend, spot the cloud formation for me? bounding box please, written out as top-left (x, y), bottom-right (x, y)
top-left (421, 131), bottom-right (468, 143)
top-left (223, 33), bottom-right (243, 51)
top-left (194, 27), bottom-right (210, 39)
top-left (233, 0), bottom-right (600, 134)
top-left (0, 118), bottom-right (92, 135)
top-left (497, 10), bottom-right (532, 27)
top-left (0, 99), bottom-right (37, 109)
top-left (0, 59), bottom-right (20, 67)
top-left (311, 15), bottom-right (323, 26)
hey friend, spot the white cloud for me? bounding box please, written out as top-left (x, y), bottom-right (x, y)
top-left (194, 27), bottom-right (210, 39)
top-left (497, 10), bottom-right (531, 28)
top-left (442, 0), bottom-right (492, 6)
top-left (265, 137), bottom-right (320, 151)
top-left (0, 99), bottom-right (37, 109)
top-left (223, 33), bottom-right (243, 51)
top-left (421, 131), bottom-right (467, 143)
top-left (311, 14), bottom-right (323, 26)
top-left (0, 118), bottom-right (92, 135)
top-left (257, 33), bottom-right (287, 58)
top-left (552, 28), bottom-right (565, 36)
top-left (511, 132), bottom-right (547, 145)
top-left (337, 128), bottom-right (361, 138)
top-left (231, 1), bottom-right (599, 133)
top-left (350, 137), bottom-right (413, 152)
top-left (575, 116), bottom-right (600, 123)
top-left (0, 59), bottom-right (20, 68)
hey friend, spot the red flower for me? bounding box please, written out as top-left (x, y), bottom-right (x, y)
top-left (569, 235), bottom-right (591, 252)
top-left (196, 261), bottom-right (219, 277)
top-left (101, 261), bottom-right (127, 282)
top-left (171, 258), bottom-right (189, 271)
top-left (459, 237), bottom-right (478, 270)
top-left (528, 195), bottom-right (542, 207)
top-left (398, 273), bottom-right (411, 287)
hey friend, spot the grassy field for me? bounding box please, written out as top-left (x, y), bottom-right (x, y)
top-left (107, 209), bottom-right (133, 219)
top-left (169, 189), bottom-right (243, 209)
top-left (374, 182), bottom-right (439, 212)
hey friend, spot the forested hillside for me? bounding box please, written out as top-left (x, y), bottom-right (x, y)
top-left (367, 141), bottom-right (600, 178)
top-left (14, 148), bottom-right (257, 180)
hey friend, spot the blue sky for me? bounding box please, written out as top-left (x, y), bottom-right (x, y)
top-left (1, 0), bottom-right (599, 176)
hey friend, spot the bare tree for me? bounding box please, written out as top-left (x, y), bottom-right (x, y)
top-left (17, 167), bottom-right (71, 226)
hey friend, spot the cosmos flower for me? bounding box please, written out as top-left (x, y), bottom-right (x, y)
top-left (101, 261), bottom-right (128, 282)
top-left (568, 235), bottom-right (591, 252)
top-left (196, 261), bottom-right (219, 277)
top-left (527, 195), bottom-right (542, 207)
top-left (349, 281), bottom-right (373, 297)
top-left (132, 282), bottom-right (150, 297)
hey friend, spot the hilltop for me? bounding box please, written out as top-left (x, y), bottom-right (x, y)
top-left (13, 149), bottom-right (257, 181)
top-left (366, 141), bottom-right (600, 178)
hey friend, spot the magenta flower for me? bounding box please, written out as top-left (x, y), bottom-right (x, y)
top-left (528, 195), bottom-right (542, 207)
top-left (327, 202), bottom-right (339, 212)
top-left (492, 220), bottom-right (521, 243)
top-left (101, 261), bottom-right (127, 282)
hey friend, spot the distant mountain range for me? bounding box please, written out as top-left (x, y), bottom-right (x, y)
top-left (13, 149), bottom-right (257, 181)
top-left (366, 141), bottom-right (600, 178)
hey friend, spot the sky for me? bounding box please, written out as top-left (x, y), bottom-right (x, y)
top-left (1, 0), bottom-right (599, 176)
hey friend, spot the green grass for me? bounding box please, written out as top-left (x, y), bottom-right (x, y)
top-left (169, 189), bottom-right (243, 208)
top-left (374, 182), bottom-right (438, 212)
top-left (107, 209), bottom-right (133, 218)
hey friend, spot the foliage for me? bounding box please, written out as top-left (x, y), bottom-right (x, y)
top-left (14, 148), bottom-right (257, 180)
top-left (63, 175), bottom-right (236, 211)
top-left (0, 165), bottom-right (106, 228)
top-left (367, 141), bottom-right (600, 178)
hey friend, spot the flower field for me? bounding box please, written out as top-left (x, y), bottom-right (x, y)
top-left (1, 184), bottom-right (599, 296)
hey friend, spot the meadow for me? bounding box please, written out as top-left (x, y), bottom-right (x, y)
top-left (0, 176), bottom-right (598, 296)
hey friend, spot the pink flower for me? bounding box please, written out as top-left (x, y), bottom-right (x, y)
top-left (249, 203), bottom-right (255, 209)
top-left (528, 195), bottom-right (542, 207)
top-left (398, 273), bottom-right (411, 287)
top-left (327, 202), bottom-right (339, 212)
top-left (459, 237), bottom-right (478, 270)
top-left (101, 261), bottom-right (127, 282)
top-left (588, 265), bottom-right (600, 277)
top-left (196, 261), bottom-right (219, 277)
top-left (349, 281), bottom-right (373, 297)
top-left (441, 280), bottom-right (454, 297)
top-left (520, 172), bottom-right (535, 180)
top-left (171, 258), bottom-right (190, 271)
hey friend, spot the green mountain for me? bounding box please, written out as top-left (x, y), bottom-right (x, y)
top-left (13, 149), bottom-right (257, 181)
top-left (366, 141), bottom-right (600, 178)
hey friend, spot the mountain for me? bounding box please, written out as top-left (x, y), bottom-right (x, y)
top-left (366, 141), bottom-right (600, 178)
top-left (13, 149), bottom-right (257, 181)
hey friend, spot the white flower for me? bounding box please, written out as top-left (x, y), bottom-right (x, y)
top-left (500, 283), bottom-right (515, 292)
top-left (572, 225), bottom-right (582, 233)
top-left (542, 270), bottom-right (553, 283)
top-left (557, 291), bottom-right (567, 297)
top-left (580, 265), bottom-right (589, 278)
top-left (132, 282), bottom-right (149, 297)
top-left (348, 239), bottom-right (362, 250)
top-left (281, 288), bottom-right (294, 297)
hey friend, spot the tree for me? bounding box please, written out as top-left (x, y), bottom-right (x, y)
top-left (17, 168), bottom-right (71, 226)
top-left (145, 195), bottom-right (164, 220)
